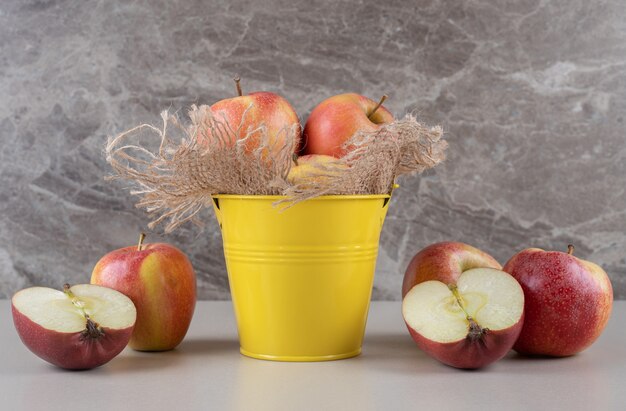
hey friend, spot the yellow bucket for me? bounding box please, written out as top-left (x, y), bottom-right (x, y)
top-left (212, 193), bottom-right (392, 362)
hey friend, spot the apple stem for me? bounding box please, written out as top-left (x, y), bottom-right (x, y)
top-left (292, 153), bottom-right (299, 166)
top-left (234, 75), bottom-right (243, 96)
top-left (63, 284), bottom-right (86, 314)
top-left (448, 285), bottom-right (469, 318)
top-left (368, 94), bottom-right (388, 120)
top-left (138, 232), bottom-right (146, 251)
top-left (63, 284), bottom-right (105, 340)
top-left (567, 244), bottom-right (575, 255)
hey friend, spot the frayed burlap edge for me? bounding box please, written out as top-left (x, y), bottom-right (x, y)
top-left (106, 105), bottom-right (299, 232)
top-left (105, 106), bottom-right (446, 232)
top-left (279, 117), bottom-right (446, 206)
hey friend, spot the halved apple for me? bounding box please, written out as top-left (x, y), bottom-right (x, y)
top-left (402, 268), bottom-right (524, 369)
top-left (12, 284), bottom-right (137, 370)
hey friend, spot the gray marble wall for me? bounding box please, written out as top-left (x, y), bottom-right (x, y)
top-left (1, 0), bottom-right (624, 299)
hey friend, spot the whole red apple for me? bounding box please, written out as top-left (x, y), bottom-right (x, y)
top-left (200, 77), bottom-right (300, 156)
top-left (503, 245), bottom-right (613, 356)
top-left (402, 241), bottom-right (502, 298)
top-left (403, 267), bottom-right (525, 369)
top-left (301, 93), bottom-right (394, 158)
top-left (91, 234), bottom-right (196, 351)
top-left (12, 284), bottom-right (136, 370)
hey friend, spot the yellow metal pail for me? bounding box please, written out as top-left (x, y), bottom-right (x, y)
top-left (212, 194), bottom-right (392, 361)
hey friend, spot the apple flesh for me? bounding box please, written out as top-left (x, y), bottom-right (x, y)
top-left (402, 241), bottom-right (502, 298)
top-left (287, 154), bottom-right (347, 187)
top-left (503, 245), bottom-right (613, 356)
top-left (403, 268), bottom-right (524, 369)
top-left (200, 79), bottom-right (300, 157)
top-left (91, 234), bottom-right (196, 352)
top-left (301, 93), bottom-right (394, 158)
top-left (12, 284), bottom-right (136, 370)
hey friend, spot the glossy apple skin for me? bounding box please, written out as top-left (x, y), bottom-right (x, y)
top-left (91, 243), bottom-right (196, 351)
top-left (201, 91), bottom-right (300, 155)
top-left (301, 93), bottom-right (394, 158)
top-left (503, 248), bottom-right (613, 356)
top-left (402, 242), bottom-right (502, 298)
top-left (12, 305), bottom-right (134, 370)
top-left (405, 316), bottom-right (524, 369)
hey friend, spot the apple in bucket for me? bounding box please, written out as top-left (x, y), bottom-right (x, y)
top-left (503, 244), bottom-right (613, 356)
top-left (287, 154), bottom-right (347, 187)
top-left (91, 233), bottom-right (196, 351)
top-left (301, 93), bottom-right (394, 158)
top-left (199, 77), bottom-right (300, 156)
top-left (12, 284), bottom-right (136, 370)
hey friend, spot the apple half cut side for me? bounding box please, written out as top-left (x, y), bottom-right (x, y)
top-left (402, 268), bottom-right (524, 369)
top-left (12, 284), bottom-right (137, 370)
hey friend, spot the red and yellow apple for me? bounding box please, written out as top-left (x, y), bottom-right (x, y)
top-left (301, 93), bottom-right (394, 158)
top-left (287, 154), bottom-right (347, 187)
top-left (402, 241), bottom-right (502, 298)
top-left (12, 284), bottom-right (136, 370)
top-left (200, 78), bottom-right (300, 156)
top-left (503, 245), bottom-right (613, 356)
top-left (91, 234), bottom-right (196, 352)
top-left (403, 267), bottom-right (525, 369)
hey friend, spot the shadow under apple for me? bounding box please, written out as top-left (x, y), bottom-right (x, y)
top-left (98, 338), bottom-right (240, 373)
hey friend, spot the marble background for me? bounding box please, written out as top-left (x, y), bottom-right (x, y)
top-left (1, 0), bottom-right (624, 299)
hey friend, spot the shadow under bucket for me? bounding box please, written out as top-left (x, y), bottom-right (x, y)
top-left (212, 193), bottom-right (392, 361)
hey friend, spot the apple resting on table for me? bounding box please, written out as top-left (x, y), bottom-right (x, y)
top-left (199, 77), bottom-right (300, 157)
top-left (12, 284), bottom-right (136, 370)
top-left (300, 93), bottom-right (394, 158)
top-left (91, 233), bottom-right (196, 352)
top-left (503, 245), bottom-right (613, 357)
top-left (403, 268), bottom-right (524, 369)
top-left (401, 242), bottom-right (524, 369)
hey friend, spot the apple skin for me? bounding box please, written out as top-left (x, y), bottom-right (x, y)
top-left (405, 317), bottom-right (524, 369)
top-left (503, 248), bottom-right (613, 356)
top-left (91, 242), bottom-right (196, 351)
top-left (12, 304), bottom-right (134, 370)
top-left (402, 241), bottom-right (502, 298)
top-left (301, 93), bottom-right (394, 158)
top-left (287, 154), bottom-right (346, 185)
top-left (201, 91), bottom-right (300, 155)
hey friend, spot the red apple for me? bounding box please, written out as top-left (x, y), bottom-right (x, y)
top-left (503, 245), bottom-right (613, 356)
top-left (12, 284), bottom-right (136, 370)
top-left (287, 154), bottom-right (347, 186)
top-left (200, 77), bottom-right (300, 156)
top-left (91, 233), bottom-right (196, 351)
top-left (402, 241), bottom-right (502, 298)
top-left (301, 93), bottom-right (394, 158)
top-left (402, 268), bottom-right (525, 369)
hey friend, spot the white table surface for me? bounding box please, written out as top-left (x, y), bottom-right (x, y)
top-left (1, 300), bottom-right (624, 411)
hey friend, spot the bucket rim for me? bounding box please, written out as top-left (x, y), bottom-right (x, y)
top-left (211, 193), bottom-right (391, 201)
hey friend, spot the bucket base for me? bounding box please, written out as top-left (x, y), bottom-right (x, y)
top-left (240, 347), bottom-right (362, 362)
